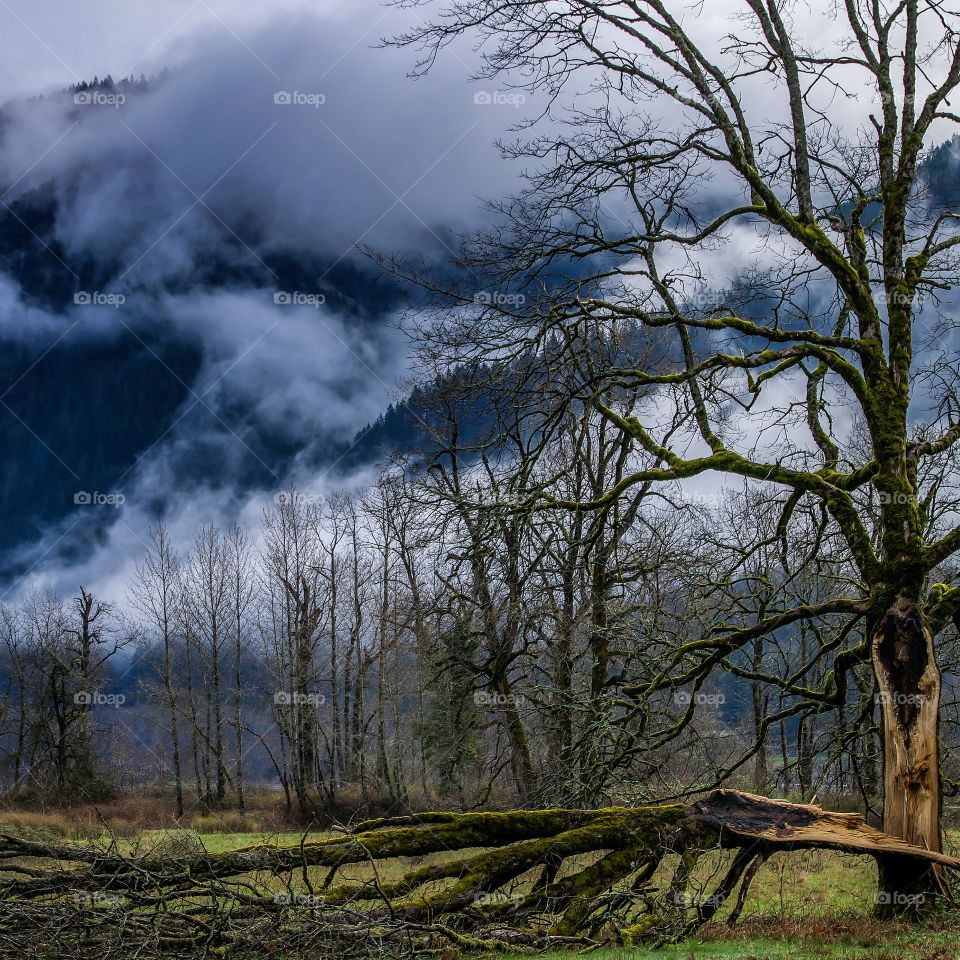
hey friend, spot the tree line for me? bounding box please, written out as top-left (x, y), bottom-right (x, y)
top-left (3, 398), bottom-right (954, 821)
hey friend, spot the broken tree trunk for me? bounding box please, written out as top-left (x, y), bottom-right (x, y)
top-left (872, 596), bottom-right (945, 912)
top-left (0, 790), bottom-right (955, 958)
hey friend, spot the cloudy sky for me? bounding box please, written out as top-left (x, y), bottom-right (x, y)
top-left (0, 1), bottom-right (405, 99)
top-left (0, 0), bottom-right (545, 601)
top-left (0, 0), bottom-right (956, 604)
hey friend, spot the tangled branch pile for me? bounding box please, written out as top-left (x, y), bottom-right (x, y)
top-left (0, 791), bottom-right (955, 958)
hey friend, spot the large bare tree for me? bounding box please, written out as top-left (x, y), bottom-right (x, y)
top-left (387, 0), bottom-right (960, 904)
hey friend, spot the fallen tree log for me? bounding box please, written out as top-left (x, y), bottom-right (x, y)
top-left (0, 790), bottom-right (955, 958)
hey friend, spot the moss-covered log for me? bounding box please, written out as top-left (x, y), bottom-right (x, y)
top-left (0, 791), bottom-right (955, 958)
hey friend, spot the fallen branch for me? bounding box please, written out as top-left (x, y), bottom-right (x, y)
top-left (0, 790), bottom-right (954, 958)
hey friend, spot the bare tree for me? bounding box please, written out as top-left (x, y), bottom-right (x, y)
top-left (386, 0), bottom-right (960, 905)
top-left (261, 492), bottom-right (326, 817)
top-left (0, 605), bottom-right (30, 795)
top-left (225, 525), bottom-right (255, 815)
top-left (182, 527), bottom-right (231, 807)
top-left (129, 523), bottom-right (186, 817)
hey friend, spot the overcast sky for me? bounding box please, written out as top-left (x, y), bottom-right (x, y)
top-left (1, 0), bottom-right (957, 603)
top-left (0, 0), bottom-right (535, 601)
top-left (0, 1), bottom-right (365, 99)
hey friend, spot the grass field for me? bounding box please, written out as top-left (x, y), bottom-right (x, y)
top-left (190, 830), bottom-right (960, 957)
top-left (499, 928), bottom-right (960, 960)
top-left (2, 811), bottom-right (958, 958)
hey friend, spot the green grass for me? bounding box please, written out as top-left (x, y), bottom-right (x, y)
top-left (693, 848), bottom-right (876, 919)
top-left (139, 828), bottom-right (313, 853)
top-left (496, 929), bottom-right (960, 959)
top-left (169, 833), bottom-right (956, 958)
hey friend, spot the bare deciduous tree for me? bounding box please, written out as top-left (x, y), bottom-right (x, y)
top-left (385, 0), bottom-right (960, 905)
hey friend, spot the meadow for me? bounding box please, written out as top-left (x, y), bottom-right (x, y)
top-left (2, 804), bottom-right (957, 959)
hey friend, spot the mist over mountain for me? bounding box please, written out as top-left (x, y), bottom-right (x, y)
top-left (0, 7), bottom-right (530, 592)
top-left (3, 3), bottom-right (960, 597)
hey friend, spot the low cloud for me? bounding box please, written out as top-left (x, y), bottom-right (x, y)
top-left (0, 2), bottom-right (536, 594)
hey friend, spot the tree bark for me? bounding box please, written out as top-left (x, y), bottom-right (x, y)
top-left (871, 595), bottom-right (943, 908)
